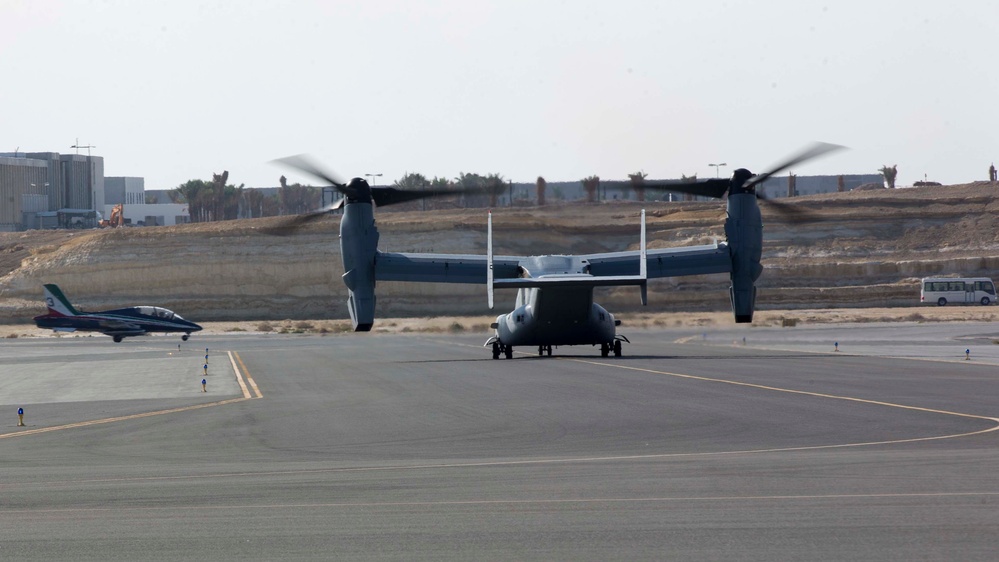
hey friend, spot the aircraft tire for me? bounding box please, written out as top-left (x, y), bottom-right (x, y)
top-left (505, 346), bottom-right (513, 359)
top-left (492, 342), bottom-right (500, 360)
top-left (601, 343), bottom-right (609, 357)
top-left (182, 334), bottom-right (190, 341)
top-left (613, 340), bottom-right (622, 357)
top-left (113, 335), bottom-right (123, 343)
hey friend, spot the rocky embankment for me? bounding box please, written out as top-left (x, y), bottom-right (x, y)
top-left (2, 182), bottom-right (999, 322)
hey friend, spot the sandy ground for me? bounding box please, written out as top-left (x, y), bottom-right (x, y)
top-left (3, 306), bottom-right (998, 340)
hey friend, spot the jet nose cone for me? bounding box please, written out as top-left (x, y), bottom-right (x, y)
top-left (191, 323), bottom-right (204, 332)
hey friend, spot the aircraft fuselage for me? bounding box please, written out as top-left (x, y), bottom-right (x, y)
top-left (493, 286), bottom-right (616, 347)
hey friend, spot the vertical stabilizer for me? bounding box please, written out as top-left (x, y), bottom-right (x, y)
top-left (42, 284), bottom-right (80, 317)
top-left (639, 209), bottom-right (648, 305)
top-left (487, 211), bottom-right (494, 310)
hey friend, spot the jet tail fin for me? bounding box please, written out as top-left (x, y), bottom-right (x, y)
top-left (42, 284), bottom-right (81, 317)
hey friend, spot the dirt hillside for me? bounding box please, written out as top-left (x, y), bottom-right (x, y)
top-left (2, 182), bottom-right (999, 323)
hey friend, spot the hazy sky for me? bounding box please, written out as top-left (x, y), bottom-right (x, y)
top-left (2, 0), bottom-right (997, 189)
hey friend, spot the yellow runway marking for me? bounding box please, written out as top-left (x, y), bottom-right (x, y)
top-left (229, 351), bottom-right (251, 399)
top-left (233, 351), bottom-right (262, 399)
top-left (0, 398), bottom-right (248, 440)
top-left (567, 357), bottom-right (999, 423)
top-left (453, 340), bottom-right (999, 452)
top-left (0, 349), bottom-right (263, 441)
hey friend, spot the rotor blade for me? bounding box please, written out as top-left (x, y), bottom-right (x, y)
top-left (370, 184), bottom-right (503, 207)
top-left (645, 178), bottom-right (731, 199)
top-left (272, 154), bottom-right (349, 192)
top-left (745, 142), bottom-right (845, 190)
top-left (756, 193), bottom-right (818, 224)
top-left (606, 178), bottom-right (731, 199)
top-left (260, 199), bottom-right (343, 236)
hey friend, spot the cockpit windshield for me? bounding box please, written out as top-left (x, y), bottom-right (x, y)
top-left (136, 306), bottom-right (177, 321)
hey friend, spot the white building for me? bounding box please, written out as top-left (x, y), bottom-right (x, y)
top-left (105, 177), bottom-right (190, 226)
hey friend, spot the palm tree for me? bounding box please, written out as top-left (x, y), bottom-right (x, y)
top-left (582, 175), bottom-right (600, 203)
top-left (628, 170), bottom-right (648, 202)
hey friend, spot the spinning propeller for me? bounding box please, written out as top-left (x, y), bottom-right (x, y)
top-left (624, 141), bottom-right (845, 220)
top-left (266, 154), bottom-right (501, 233)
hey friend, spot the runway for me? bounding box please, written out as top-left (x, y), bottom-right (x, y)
top-left (3, 324), bottom-right (999, 560)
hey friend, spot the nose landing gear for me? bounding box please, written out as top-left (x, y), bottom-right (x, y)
top-left (600, 340), bottom-right (623, 357)
top-left (492, 341), bottom-right (514, 359)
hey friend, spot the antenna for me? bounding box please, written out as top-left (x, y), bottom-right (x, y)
top-left (70, 138), bottom-right (95, 156)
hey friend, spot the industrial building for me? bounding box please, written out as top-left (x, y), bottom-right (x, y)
top-left (0, 151), bottom-right (189, 230)
top-left (0, 151), bottom-right (105, 231)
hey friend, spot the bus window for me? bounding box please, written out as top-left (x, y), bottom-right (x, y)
top-left (977, 281), bottom-right (996, 295)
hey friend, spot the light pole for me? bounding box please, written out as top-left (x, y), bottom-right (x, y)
top-left (364, 173), bottom-right (382, 186)
top-left (709, 163), bottom-right (727, 178)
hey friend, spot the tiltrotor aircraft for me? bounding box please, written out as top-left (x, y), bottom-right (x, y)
top-left (274, 143), bottom-right (841, 359)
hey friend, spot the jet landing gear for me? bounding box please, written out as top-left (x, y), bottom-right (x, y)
top-left (492, 342), bottom-right (514, 360)
top-left (538, 345), bottom-right (553, 357)
top-left (182, 334), bottom-right (190, 341)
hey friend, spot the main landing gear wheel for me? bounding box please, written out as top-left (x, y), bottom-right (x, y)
top-left (182, 334), bottom-right (190, 341)
top-left (600, 343), bottom-right (610, 357)
top-left (613, 339), bottom-right (622, 357)
top-left (492, 342), bottom-right (501, 359)
top-left (505, 345), bottom-right (513, 359)
top-left (538, 345), bottom-right (552, 356)
top-left (113, 335), bottom-right (123, 343)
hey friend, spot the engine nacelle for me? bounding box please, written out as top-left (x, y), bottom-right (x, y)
top-left (340, 201), bottom-right (379, 331)
top-left (724, 192), bottom-right (763, 323)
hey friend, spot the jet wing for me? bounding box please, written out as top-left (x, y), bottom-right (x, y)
top-left (581, 243), bottom-right (732, 279)
top-left (95, 318), bottom-right (146, 335)
top-left (375, 252), bottom-right (522, 284)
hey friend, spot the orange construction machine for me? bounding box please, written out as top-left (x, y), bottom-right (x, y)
top-left (100, 204), bottom-right (124, 228)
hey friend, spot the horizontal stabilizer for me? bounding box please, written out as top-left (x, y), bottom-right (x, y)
top-left (493, 275), bottom-right (647, 289)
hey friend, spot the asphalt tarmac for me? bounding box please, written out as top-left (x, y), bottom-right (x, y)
top-left (2, 323), bottom-right (999, 561)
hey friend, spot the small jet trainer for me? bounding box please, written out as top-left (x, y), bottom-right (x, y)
top-left (33, 284), bottom-right (203, 343)
top-left (272, 143), bottom-right (842, 359)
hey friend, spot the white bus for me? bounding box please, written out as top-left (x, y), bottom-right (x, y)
top-left (920, 277), bottom-right (997, 306)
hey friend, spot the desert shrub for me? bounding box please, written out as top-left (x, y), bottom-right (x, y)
top-left (295, 321), bottom-right (314, 331)
top-left (226, 326), bottom-right (246, 332)
top-left (781, 317), bottom-right (798, 327)
top-left (448, 322), bottom-right (465, 333)
top-left (5, 333), bottom-right (18, 339)
top-left (256, 322), bottom-right (274, 332)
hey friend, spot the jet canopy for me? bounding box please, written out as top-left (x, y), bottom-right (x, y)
top-left (134, 306), bottom-right (183, 321)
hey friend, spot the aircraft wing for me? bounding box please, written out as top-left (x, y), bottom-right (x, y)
top-left (582, 243), bottom-right (732, 279)
top-left (375, 243), bottom-right (731, 285)
top-left (375, 252), bottom-right (522, 284)
top-left (95, 318), bottom-right (146, 335)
